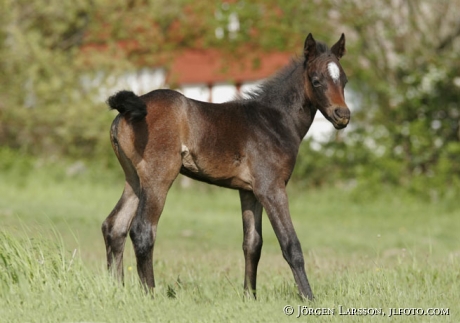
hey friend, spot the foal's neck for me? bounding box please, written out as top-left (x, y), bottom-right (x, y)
top-left (255, 60), bottom-right (316, 143)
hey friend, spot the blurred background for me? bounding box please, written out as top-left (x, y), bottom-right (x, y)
top-left (1, 0), bottom-right (459, 198)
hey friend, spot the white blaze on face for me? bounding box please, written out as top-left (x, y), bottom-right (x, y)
top-left (327, 62), bottom-right (340, 83)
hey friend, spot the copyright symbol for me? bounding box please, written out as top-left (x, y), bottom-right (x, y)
top-left (283, 305), bottom-right (295, 316)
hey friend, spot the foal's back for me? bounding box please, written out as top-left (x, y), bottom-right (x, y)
top-left (118, 89), bottom-right (265, 190)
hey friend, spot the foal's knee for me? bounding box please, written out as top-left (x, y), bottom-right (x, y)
top-left (281, 239), bottom-right (305, 269)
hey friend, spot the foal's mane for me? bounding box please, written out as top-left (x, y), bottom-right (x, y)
top-left (240, 42), bottom-right (331, 105)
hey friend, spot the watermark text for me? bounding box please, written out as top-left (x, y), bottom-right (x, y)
top-left (283, 305), bottom-right (450, 318)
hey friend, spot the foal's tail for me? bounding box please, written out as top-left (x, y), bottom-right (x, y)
top-left (107, 90), bottom-right (147, 122)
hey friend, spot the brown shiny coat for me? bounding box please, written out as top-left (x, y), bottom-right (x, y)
top-left (102, 33), bottom-right (350, 300)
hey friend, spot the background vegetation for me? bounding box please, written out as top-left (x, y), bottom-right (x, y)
top-left (1, 0), bottom-right (459, 194)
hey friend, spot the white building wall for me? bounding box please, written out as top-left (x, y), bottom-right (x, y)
top-left (211, 83), bottom-right (238, 103)
top-left (86, 68), bottom-right (166, 103)
top-left (181, 83), bottom-right (210, 102)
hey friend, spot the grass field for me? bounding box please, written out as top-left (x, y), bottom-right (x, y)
top-left (0, 157), bottom-right (459, 322)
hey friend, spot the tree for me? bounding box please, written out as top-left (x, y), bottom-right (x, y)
top-left (0, 0), bottom-right (109, 157)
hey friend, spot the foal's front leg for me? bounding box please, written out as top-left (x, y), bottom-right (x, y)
top-left (239, 190), bottom-right (263, 299)
top-left (254, 183), bottom-right (314, 300)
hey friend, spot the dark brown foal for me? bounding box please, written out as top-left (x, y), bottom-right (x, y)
top-left (102, 33), bottom-right (350, 300)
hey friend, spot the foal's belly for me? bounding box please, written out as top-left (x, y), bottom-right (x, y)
top-left (179, 144), bottom-right (253, 190)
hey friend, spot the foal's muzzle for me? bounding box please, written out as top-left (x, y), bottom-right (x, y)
top-left (331, 107), bottom-right (350, 129)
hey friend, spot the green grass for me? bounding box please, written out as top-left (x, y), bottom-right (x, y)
top-left (0, 159), bottom-right (459, 322)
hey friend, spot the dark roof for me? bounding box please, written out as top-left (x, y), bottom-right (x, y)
top-left (81, 42), bottom-right (292, 85)
top-left (167, 49), bottom-right (291, 85)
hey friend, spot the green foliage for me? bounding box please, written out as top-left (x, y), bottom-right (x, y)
top-left (0, 0), bottom-right (114, 160)
top-left (1, 0), bottom-right (460, 195)
top-left (0, 146), bottom-right (34, 178)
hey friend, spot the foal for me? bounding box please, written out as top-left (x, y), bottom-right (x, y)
top-left (102, 33), bottom-right (350, 300)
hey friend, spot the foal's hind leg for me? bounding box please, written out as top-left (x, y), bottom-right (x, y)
top-left (239, 190), bottom-right (263, 299)
top-left (129, 159), bottom-right (181, 292)
top-left (101, 181), bottom-right (139, 282)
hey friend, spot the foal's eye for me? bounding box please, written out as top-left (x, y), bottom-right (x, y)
top-left (312, 78), bottom-right (322, 88)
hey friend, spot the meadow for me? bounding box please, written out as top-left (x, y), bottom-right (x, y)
top-left (0, 154), bottom-right (459, 322)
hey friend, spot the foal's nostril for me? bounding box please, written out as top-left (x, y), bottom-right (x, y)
top-left (334, 108), bottom-right (350, 119)
top-left (334, 108), bottom-right (340, 117)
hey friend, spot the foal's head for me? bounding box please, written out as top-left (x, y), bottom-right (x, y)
top-left (303, 33), bottom-right (350, 129)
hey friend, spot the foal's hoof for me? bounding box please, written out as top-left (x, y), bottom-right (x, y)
top-left (300, 292), bottom-right (315, 302)
top-left (242, 290), bottom-right (257, 301)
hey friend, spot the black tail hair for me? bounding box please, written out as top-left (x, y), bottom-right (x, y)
top-left (107, 90), bottom-right (147, 122)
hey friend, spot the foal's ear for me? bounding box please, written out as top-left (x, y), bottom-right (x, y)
top-left (331, 33), bottom-right (346, 60)
top-left (304, 33), bottom-right (317, 61)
